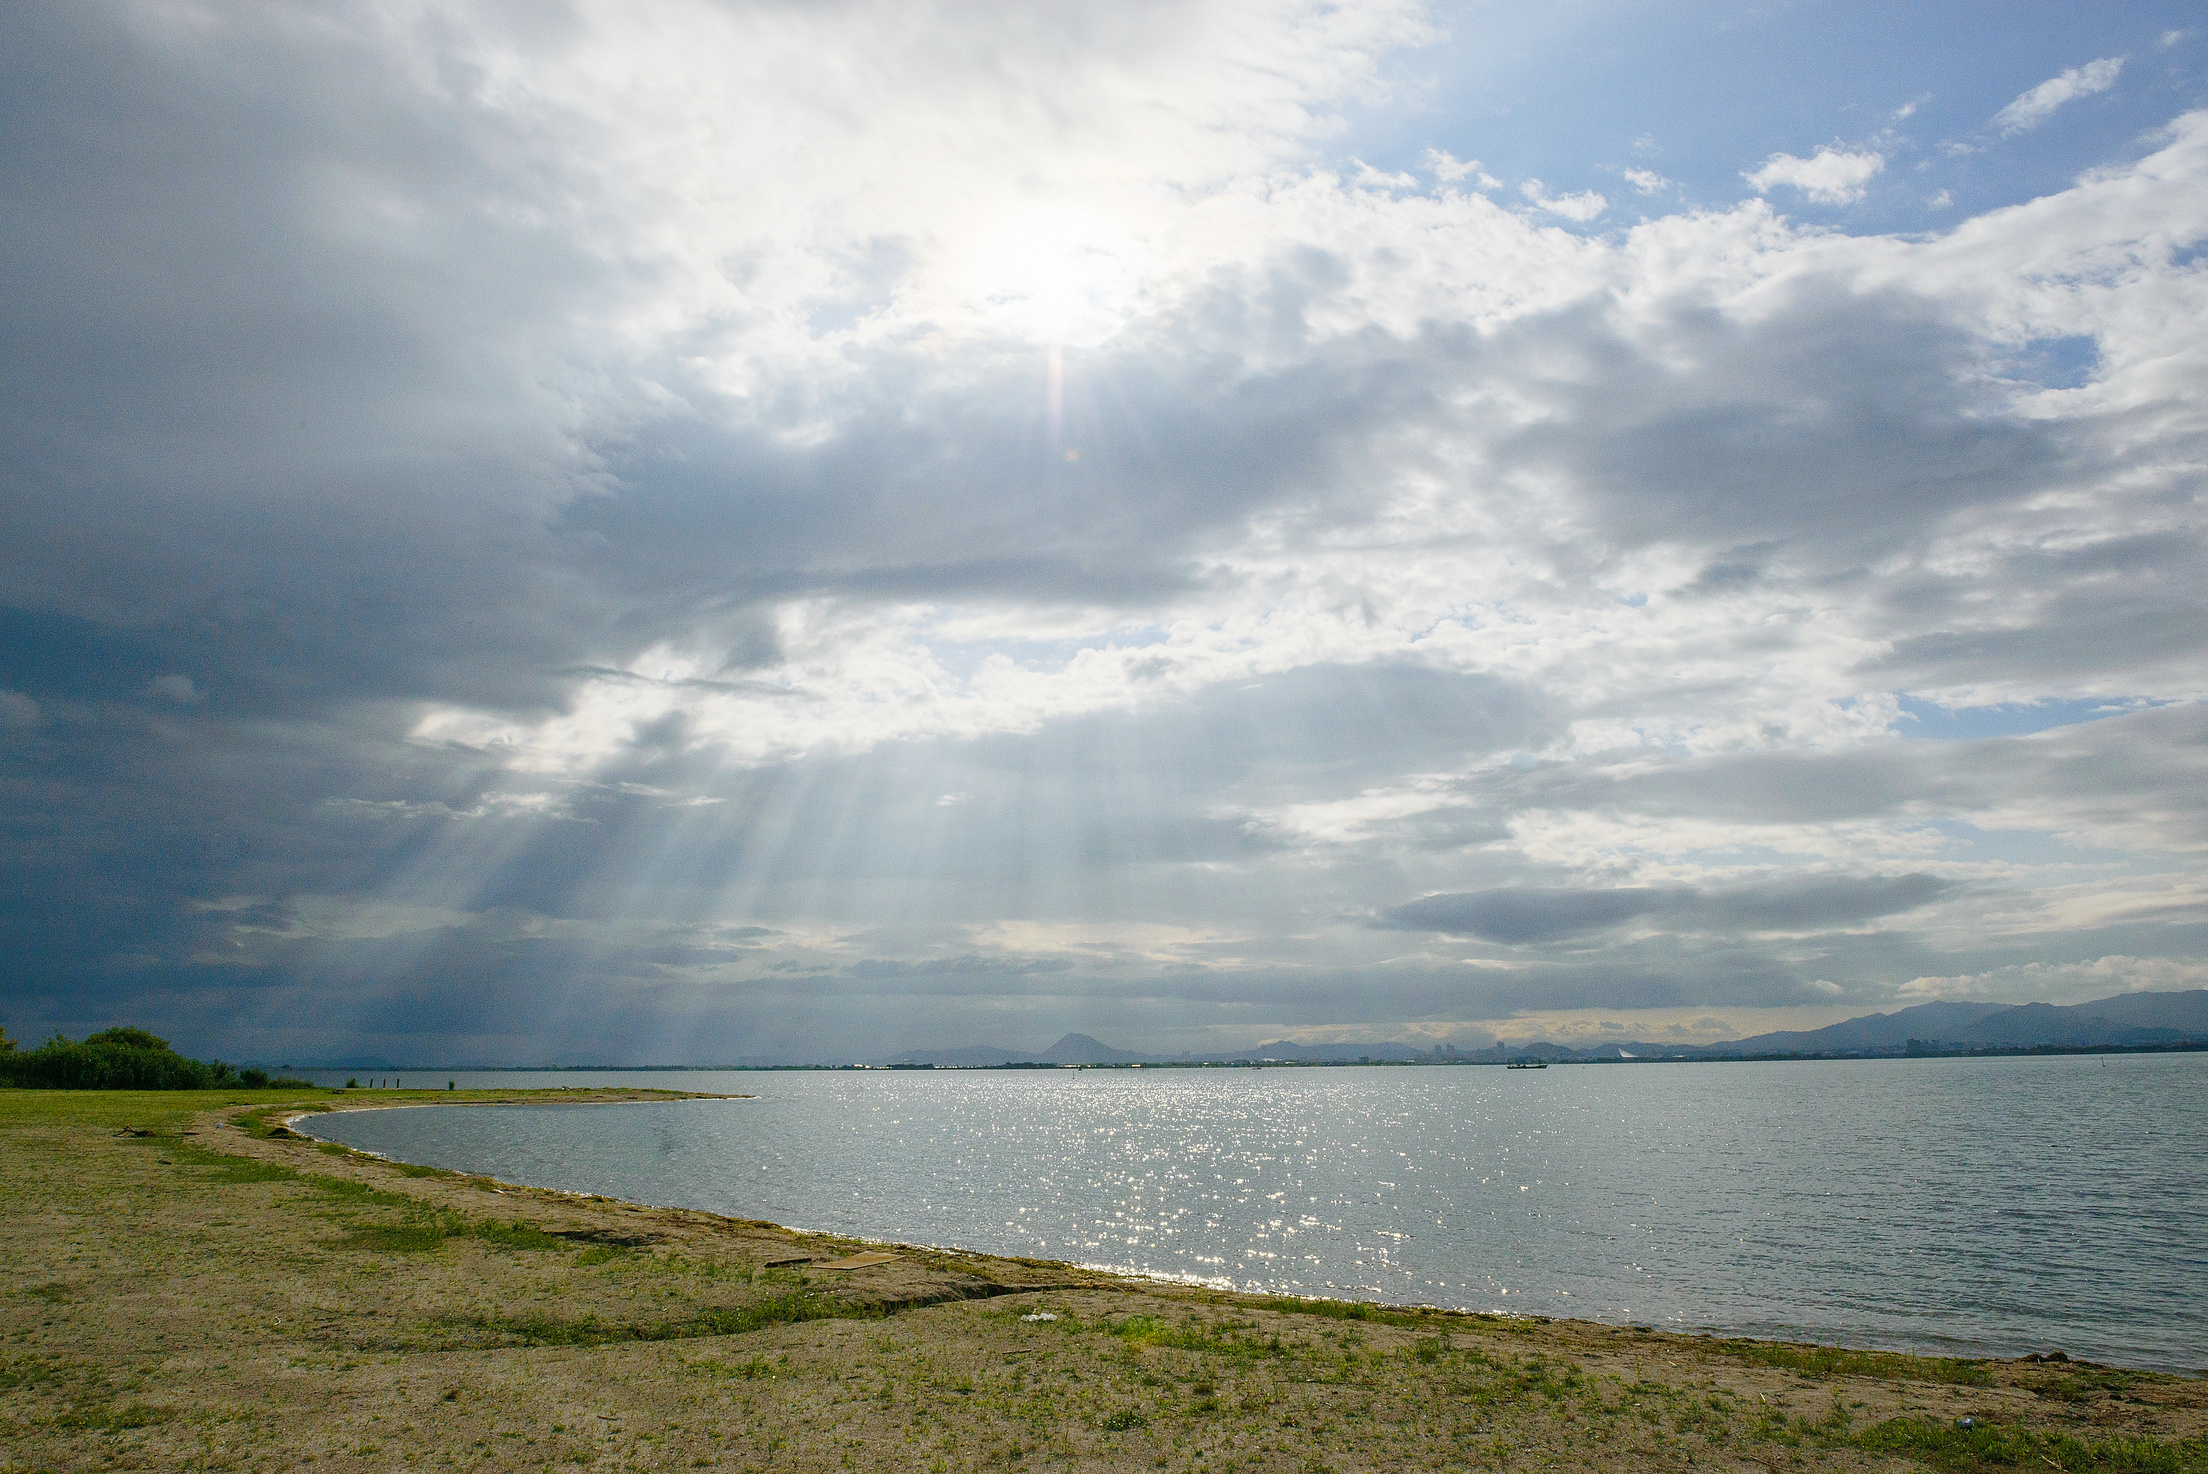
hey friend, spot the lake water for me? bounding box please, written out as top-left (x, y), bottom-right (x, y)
top-left (302, 1053), bottom-right (2207, 1371)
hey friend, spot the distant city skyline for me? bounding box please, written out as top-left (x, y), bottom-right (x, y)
top-left (3, 1), bottom-right (2206, 1062)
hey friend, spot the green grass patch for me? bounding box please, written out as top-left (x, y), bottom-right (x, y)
top-left (2030, 1366), bottom-right (2153, 1401)
top-left (311, 1177), bottom-right (416, 1209)
top-left (472, 1219), bottom-right (570, 1252)
top-left (332, 1206), bottom-right (575, 1255)
top-left (0, 1355), bottom-right (78, 1391)
top-left (1097, 1313), bottom-right (1289, 1361)
top-left (1494, 1355), bottom-right (1585, 1403)
top-left (1245, 1295), bottom-right (1423, 1329)
top-left (51, 1401), bottom-right (178, 1432)
top-left (338, 1220), bottom-right (453, 1252)
top-left (1712, 1338), bottom-right (1993, 1386)
top-left (211, 1159), bottom-right (301, 1184)
top-left (1855, 1418), bottom-right (2208, 1473)
top-left (471, 1289), bottom-right (869, 1347)
top-left (163, 1140), bottom-right (304, 1184)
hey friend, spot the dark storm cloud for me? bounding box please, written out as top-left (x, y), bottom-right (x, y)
top-left (1378, 874), bottom-right (1955, 944)
top-left (1497, 290), bottom-right (2074, 565)
top-left (1383, 888), bottom-right (1670, 944)
top-left (1468, 704), bottom-right (2208, 851)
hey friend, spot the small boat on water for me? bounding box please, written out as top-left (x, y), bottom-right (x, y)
top-left (1505, 1060), bottom-right (1547, 1070)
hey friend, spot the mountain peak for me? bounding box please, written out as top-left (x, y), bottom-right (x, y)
top-left (1038, 1033), bottom-right (1145, 1064)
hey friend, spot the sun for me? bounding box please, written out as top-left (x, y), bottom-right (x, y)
top-left (959, 205), bottom-right (1142, 344)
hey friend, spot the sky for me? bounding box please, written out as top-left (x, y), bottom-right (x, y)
top-left (3, 0), bottom-right (2206, 1065)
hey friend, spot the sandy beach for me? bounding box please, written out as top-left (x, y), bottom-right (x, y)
top-left (3, 1086), bottom-right (2201, 1473)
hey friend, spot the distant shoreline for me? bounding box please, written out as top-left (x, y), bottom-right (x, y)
top-left (295, 1038), bottom-right (2208, 1073)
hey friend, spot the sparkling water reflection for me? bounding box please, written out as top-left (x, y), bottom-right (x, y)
top-left (306, 1052), bottom-right (2207, 1370)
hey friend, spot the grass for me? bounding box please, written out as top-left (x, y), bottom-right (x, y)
top-left (1714, 1336), bottom-right (1995, 1386)
top-left (1854, 1418), bottom-right (2208, 1473)
top-left (0, 1355), bottom-right (75, 1390)
top-left (470, 1288), bottom-right (873, 1347)
top-left (50, 1401), bottom-right (179, 1432)
top-left (1243, 1295), bottom-right (1430, 1329)
top-left (1094, 1313), bottom-right (1290, 1360)
top-left (332, 1200), bottom-right (587, 1255)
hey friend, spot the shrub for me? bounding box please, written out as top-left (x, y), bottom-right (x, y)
top-left (0, 1027), bottom-right (317, 1091)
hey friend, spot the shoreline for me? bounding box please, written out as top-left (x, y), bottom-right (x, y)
top-left (5, 1086), bottom-right (2202, 1473)
top-left (284, 1089), bottom-right (2196, 1377)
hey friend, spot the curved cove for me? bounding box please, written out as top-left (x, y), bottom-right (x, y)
top-left (306, 1052), bottom-right (2208, 1371)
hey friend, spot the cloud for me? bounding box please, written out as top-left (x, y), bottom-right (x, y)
top-left (1379, 875), bottom-right (1954, 944)
top-left (1519, 178), bottom-right (1607, 220)
top-left (144, 674), bottom-right (203, 705)
top-left (1, 4), bottom-right (2207, 1059)
top-left (1423, 149), bottom-right (1497, 188)
top-left (1743, 146), bottom-right (1885, 203)
top-left (1384, 888), bottom-right (1673, 943)
top-left (1898, 954), bottom-right (2208, 1004)
top-left (1620, 168), bottom-right (1672, 195)
top-left (1992, 58), bottom-right (2124, 136)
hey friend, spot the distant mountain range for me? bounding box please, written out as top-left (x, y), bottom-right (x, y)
top-left (880, 989), bottom-right (2208, 1067)
top-left (872, 1032), bottom-right (1440, 1067)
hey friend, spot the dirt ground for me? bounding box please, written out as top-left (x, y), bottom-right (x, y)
top-left (3, 1087), bottom-right (2201, 1474)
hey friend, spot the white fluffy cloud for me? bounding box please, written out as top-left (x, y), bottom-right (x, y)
top-left (1993, 57), bottom-right (2124, 136)
top-left (1742, 146), bottom-right (1885, 203)
top-left (1899, 954), bottom-right (2208, 1004)
top-left (1518, 178), bottom-right (1608, 220)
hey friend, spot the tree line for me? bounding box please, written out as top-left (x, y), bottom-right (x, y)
top-left (0, 1024), bottom-right (316, 1090)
